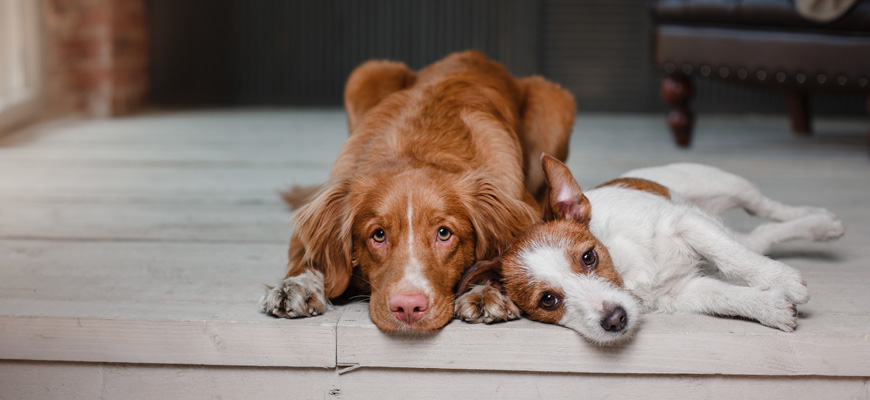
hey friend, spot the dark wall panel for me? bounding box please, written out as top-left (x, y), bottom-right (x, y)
top-left (148, 0), bottom-right (539, 106)
top-left (148, 0), bottom-right (866, 115)
top-left (147, 0), bottom-right (237, 106)
top-left (541, 0), bottom-right (659, 113)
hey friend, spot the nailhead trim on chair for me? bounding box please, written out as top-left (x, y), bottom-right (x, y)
top-left (663, 61), bottom-right (869, 89)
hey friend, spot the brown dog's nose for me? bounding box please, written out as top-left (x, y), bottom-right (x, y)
top-left (390, 292), bottom-right (429, 324)
top-left (601, 305), bottom-right (628, 332)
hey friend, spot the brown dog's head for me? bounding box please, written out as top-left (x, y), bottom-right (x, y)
top-left (295, 165), bottom-right (537, 332)
top-left (457, 155), bottom-right (640, 344)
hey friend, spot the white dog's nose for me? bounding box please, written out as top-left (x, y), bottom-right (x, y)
top-left (601, 305), bottom-right (627, 332)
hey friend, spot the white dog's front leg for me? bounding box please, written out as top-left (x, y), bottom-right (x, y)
top-left (660, 277), bottom-right (798, 332)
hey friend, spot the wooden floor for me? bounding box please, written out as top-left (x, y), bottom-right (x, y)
top-left (1, 110), bottom-right (868, 399)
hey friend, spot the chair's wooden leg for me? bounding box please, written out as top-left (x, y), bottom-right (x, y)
top-left (661, 74), bottom-right (694, 148)
top-left (788, 92), bottom-right (811, 136)
top-left (866, 95), bottom-right (869, 159)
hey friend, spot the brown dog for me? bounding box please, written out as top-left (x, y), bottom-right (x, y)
top-left (261, 51), bottom-right (575, 332)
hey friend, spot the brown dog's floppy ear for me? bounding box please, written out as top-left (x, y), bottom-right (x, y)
top-left (461, 173), bottom-right (539, 261)
top-left (541, 154), bottom-right (591, 224)
top-left (454, 258), bottom-right (505, 296)
top-left (344, 60), bottom-right (416, 133)
top-left (291, 180), bottom-right (355, 298)
top-left (516, 76), bottom-right (576, 200)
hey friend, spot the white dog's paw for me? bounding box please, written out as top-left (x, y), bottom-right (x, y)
top-left (261, 270), bottom-right (327, 318)
top-left (797, 212), bottom-right (846, 242)
top-left (754, 288), bottom-right (798, 332)
top-left (455, 285), bottom-right (520, 324)
top-left (778, 267), bottom-right (810, 305)
top-left (750, 260), bottom-right (810, 305)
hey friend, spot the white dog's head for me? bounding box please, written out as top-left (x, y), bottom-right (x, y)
top-left (456, 155), bottom-right (640, 344)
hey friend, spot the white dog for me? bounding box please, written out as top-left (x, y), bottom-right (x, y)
top-left (455, 155), bottom-right (845, 344)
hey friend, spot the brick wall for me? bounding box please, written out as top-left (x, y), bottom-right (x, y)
top-left (43, 0), bottom-right (148, 117)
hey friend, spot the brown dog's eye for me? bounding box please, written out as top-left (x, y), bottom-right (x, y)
top-left (539, 292), bottom-right (561, 311)
top-left (372, 229), bottom-right (386, 243)
top-left (582, 249), bottom-right (598, 269)
top-left (436, 227), bottom-right (452, 241)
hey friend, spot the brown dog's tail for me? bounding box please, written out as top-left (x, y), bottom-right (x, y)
top-left (279, 184), bottom-right (323, 210)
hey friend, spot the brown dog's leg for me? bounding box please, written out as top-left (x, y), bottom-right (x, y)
top-left (517, 77), bottom-right (576, 202)
top-left (261, 236), bottom-right (328, 318)
top-left (264, 178), bottom-right (354, 318)
top-left (344, 60), bottom-right (416, 134)
top-left (454, 259), bottom-right (520, 324)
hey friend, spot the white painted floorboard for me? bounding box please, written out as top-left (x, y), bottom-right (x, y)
top-left (0, 109), bottom-right (868, 398)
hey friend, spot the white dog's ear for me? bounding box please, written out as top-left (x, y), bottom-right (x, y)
top-left (454, 258), bottom-right (505, 296)
top-left (540, 154), bottom-right (591, 224)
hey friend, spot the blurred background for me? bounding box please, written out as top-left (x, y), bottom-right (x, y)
top-left (0, 0), bottom-right (868, 134)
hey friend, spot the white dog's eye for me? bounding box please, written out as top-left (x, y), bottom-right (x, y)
top-left (437, 227), bottom-right (452, 241)
top-left (582, 249), bottom-right (598, 269)
top-left (372, 229), bottom-right (386, 243)
top-left (539, 292), bottom-right (561, 311)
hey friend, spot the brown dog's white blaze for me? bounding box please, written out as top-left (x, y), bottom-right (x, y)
top-left (350, 169), bottom-right (476, 331)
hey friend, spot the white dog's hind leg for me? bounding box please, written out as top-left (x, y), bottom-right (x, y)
top-left (622, 163), bottom-right (756, 215)
top-left (659, 276), bottom-right (798, 332)
top-left (736, 213), bottom-right (846, 254)
top-left (727, 187), bottom-right (833, 222)
top-left (624, 163), bottom-right (830, 220)
top-left (679, 213), bottom-right (809, 304)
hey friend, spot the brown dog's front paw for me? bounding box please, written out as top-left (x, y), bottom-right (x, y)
top-left (261, 270), bottom-right (327, 318)
top-left (454, 284), bottom-right (520, 324)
